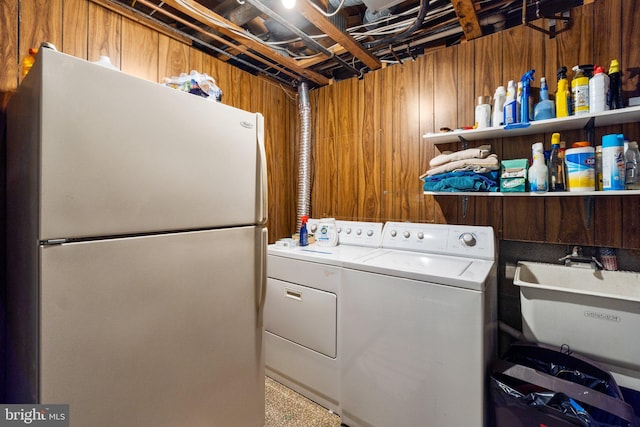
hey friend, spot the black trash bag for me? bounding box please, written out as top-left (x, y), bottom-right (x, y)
top-left (491, 342), bottom-right (637, 427)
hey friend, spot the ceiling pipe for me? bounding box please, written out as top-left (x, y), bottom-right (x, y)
top-left (365, 0), bottom-right (430, 48)
top-left (244, 0), bottom-right (361, 76)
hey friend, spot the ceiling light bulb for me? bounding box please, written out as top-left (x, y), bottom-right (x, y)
top-left (282, 0), bottom-right (296, 9)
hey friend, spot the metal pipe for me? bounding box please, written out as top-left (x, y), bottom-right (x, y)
top-left (243, 0), bottom-right (361, 76)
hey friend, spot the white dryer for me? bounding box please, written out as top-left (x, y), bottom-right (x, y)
top-left (265, 220), bottom-right (383, 414)
top-left (340, 222), bottom-right (497, 427)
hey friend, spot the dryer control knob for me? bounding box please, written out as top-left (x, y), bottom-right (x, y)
top-left (417, 232), bottom-right (424, 240)
top-left (356, 229), bottom-right (363, 236)
top-left (403, 231), bottom-right (411, 239)
top-left (346, 228), bottom-right (352, 235)
top-left (367, 230), bottom-right (374, 237)
top-left (390, 230), bottom-right (397, 237)
top-left (460, 233), bottom-right (477, 247)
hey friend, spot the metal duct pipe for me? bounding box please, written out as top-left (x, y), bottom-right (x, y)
top-left (296, 82), bottom-right (312, 232)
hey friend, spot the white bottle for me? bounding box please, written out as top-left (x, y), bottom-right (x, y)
top-left (529, 144), bottom-right (548, 193)
top-left (475, 96), bottom-right (492, 128)
top-left (493, 86), bottom-right (506, 127)
top-left (503, 80), bottom-right (518, 125)
top-left (589, 65), bottom-right (610, 114)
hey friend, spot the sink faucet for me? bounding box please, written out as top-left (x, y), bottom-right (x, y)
top-left (558, 246), bottom-right (604, 269)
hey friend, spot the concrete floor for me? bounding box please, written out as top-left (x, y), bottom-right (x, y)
top-left (265, 377), bottom-right (341, 427)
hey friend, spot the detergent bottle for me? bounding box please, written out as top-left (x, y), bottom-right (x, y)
top-left (571, 65), bottom-right (589, 114)
top-left (492, 86), bottom-right (506, 127)
top-left (503, 80), bottom-right (518, 125)
top-left (555, 66), bottom-right (571, 117)
top-left (608, 59), bottom-right (623, 109)
top-left (589, 65), bottom-right (610, 113)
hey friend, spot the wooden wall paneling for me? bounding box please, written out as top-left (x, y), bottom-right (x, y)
top-left (432, 46), bottom-right (459, 223)
top-left (593, 0), bottom-right (621, 73)
top-left (224, 66), bottom-right (252, 112)
top-left (390, 60), bottom-right (421, 221)
top-left (358, 74), bottom-right (381, 221)
top-left (333, 78), bottom-right (361, 219)
top-left (0, 0), bottom-right (18, 91)
top-left (472, 33), bottom-right (503, 229)
top-left (379, 65), bottom-right (395, 221)
top-left (621, 0), bottom-right (640, 103)
top-left (62, 0), bottom-right (88, 58)
top-left (88, 2), bottom-right (121, 68)
top-left (121, 18), bottom-right (159, 81)
top-left (418, 52), bottom-right (435, 223)
top-left (158, 35), bottom-right (189, 82)
top-left (19, 0), bottom-right (63, 84)
top-left (189, 47), bottom-right (205, 76)
top-left (622, 196), bottom-right (640, 249)
top-left (312, 83), bottom-right (338, 218)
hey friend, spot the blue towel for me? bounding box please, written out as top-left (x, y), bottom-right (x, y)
top-left (423, 171), bottom-right (499, 192)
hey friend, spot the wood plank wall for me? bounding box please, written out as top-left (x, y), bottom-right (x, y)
top-left (310, 0), bottom-right (640, 249)
top-left (0, 0), bottom-right (298, 243)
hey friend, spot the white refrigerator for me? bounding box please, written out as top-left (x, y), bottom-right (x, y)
top-left (6, 48), bottom-right (267, 426)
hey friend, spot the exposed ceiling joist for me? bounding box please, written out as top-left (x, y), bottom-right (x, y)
top-left (162, 0), bottom-right (330, 85)
top-left (451, 0), bottom-right (482, 40)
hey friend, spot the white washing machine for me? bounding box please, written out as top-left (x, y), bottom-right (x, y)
top-left (265, 219), bottom-right (383, 414)
top-left (340, 222), bottom-right (497, 427)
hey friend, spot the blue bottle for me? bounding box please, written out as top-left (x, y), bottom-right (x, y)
top-left (520, 69), bottom-right (535, 124)
top-left (534, 77), bottom-right (555, 120)
top-left (299, 215), bottom-right (309, 246)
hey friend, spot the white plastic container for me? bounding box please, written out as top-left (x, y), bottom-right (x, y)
top-left (528, 145), bottom-right (548, 193)
top-left (602, 133), bottom-right (626, 190)
top-left (589, 65), bottom-right (610, 113)
top-left (514, 261), bottom-right (640, 390)
top-left (492, 86), bottom-right (506, 127)
top-left (475, 96), bottom-right (491, 128)
top-left (565, 146), bottom-right (595, 191)
top-left (315, 218), bottom-right (338, 247)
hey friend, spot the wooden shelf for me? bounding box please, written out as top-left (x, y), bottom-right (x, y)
top-left (424, 190), bottom-right (640, 196)
top-left (423, 105), bottom-right (640, 145)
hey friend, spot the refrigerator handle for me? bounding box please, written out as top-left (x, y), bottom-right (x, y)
top-left (256, 227), bottom-right (268, 327)
top-left (256, 113), bottom-right (268, 225)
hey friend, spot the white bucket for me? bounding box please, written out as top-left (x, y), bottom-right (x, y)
top-left (316, 218), bottom-right (338, 247)
top-left (565, 146), bottom-right (595, 191)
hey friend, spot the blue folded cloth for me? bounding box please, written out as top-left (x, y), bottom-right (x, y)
top-left (422, 170), bottom-right (499, 192)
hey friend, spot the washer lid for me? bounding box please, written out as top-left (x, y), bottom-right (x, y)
top-left (346, 249), bottom-right (495, 291)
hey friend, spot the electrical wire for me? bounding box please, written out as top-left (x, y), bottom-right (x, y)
top-left (304, 0), bottom-right (347, 18)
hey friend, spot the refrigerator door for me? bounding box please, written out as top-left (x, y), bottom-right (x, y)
top-left (9, 48), bottom-right (266, 241)
top-left (35, 227), bottom-right (264, 426)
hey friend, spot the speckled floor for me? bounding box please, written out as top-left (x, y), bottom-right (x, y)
top-left (265, 376), bottom-right (342, 427)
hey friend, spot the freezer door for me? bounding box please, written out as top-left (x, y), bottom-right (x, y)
top-left (9, 48), bottom-right (266, 241)
top-left (36, 228), bottom-right (265, 427)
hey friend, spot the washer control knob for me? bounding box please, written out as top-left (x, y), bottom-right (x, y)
top-left (390, 230), bottom-right (397, 237)
top-left (356, 229), bottom-right (363, 236)
top-left (346, 228), bottom-right (352, 235)
top-left (403, 231), bottom-right (411, 239)
top-left (367, 229), bottom-right (374, 237)
top-left (460, 232), bottom-right (477, 247)
top-left (417, 232), bottom-right (424, 240)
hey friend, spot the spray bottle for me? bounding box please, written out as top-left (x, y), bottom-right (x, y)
top-left (555, 66), bottom-right (571, 117)
top-left (520, 69), bottom-right (535, 124)
top-left (299, 215), bottom-right (309, 247)
top-left (534, 76), bottom-right (555, 120)
top-left (608, 59), bottom-right (623, 109)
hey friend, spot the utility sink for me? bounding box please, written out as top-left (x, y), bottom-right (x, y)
top-left (514, 261), bottom-right (640, 391)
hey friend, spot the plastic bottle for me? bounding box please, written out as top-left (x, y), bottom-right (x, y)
top-left (520, 70), bottom-right (535, 124)
top-left (516, 81), bottom-right (523, 122)
top-left (571, 65), bottom-right (589, 114)
top-left (503, 80), bottom-right (518, 125)
top-left (608, 59), bottom-right (623, 110)
top-left (21, 47), bottom-right (38, 77)
top-left (595, 145), bottom-right (603, 190)
top-left (548, 133), bottom-right (564, 191)
top-left (299, 215), bottom-right (309, 246)
top-left (534, 77), bottom-right (555, 120)
top-left (602, 133), bottom-right (626, 190)
top-left (589, 65), bottom-right (610, 114)
top-left (624, 141), bottom-right (640, 190)
top-left (529, 143), bottom-right (549, 193)
top-left (555, 66), bottom-right (571, 117)
top-left (492, 86), bottom-right (506, 127)
top-left (475, 96), bottom-right (492, 128)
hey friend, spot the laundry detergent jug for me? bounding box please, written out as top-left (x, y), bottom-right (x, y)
top-left (316, 218), bottom-right (338, 247)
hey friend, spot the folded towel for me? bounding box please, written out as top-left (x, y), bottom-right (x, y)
top-left (429, 145), bottom-right (492, 168)
top-left (422, 171), bottom-right (499, 192)
top-left (421, 154), bottom-right (499, 178)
